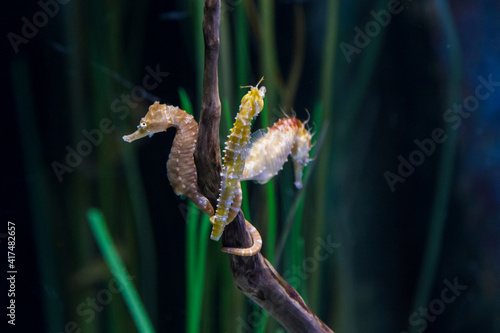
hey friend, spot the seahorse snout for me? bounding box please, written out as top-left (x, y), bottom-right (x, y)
top-left (122, 129), bottom-right (148, 143)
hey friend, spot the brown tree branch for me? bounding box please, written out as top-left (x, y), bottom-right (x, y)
top-left (222, 213), bottom-right (334, 333)
top-left (194, 0), bottom-right (333, 332)
top-left (195, 0), bottom-right (222, 207)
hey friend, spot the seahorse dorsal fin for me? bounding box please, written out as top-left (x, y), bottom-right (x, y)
top-left (249, 128), bottom-right (267, 147)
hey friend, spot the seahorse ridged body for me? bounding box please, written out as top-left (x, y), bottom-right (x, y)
top-left (123, 102), bottom-right (214, 216)
top-left (210, 82), bottom-right (266, 241)
top-left (242, 117), bottom-right (313, 189)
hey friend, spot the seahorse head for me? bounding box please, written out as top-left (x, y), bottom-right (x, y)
top-left (239, 78), bottom-right (266, 119)
top-left (291, 121), bottom-right (313, 189)
top-left (123, 102), bottom-right (178, 142)
top-left (253, 85), bottom-right (266, 113)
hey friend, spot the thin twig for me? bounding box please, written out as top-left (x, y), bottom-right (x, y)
top-left (194, 0), bottom-right (222, 206)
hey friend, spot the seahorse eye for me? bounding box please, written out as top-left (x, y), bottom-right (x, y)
top-left (139, 121), bottom-right (147, 128)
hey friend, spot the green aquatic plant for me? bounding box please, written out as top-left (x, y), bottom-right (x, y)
top-left (179, 87), bottom-right (213, 333)
top-left (87, 208), bottom-right (155, 333)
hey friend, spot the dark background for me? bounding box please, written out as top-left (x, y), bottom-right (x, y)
top-left (2, 0), bottom-right (500, 332)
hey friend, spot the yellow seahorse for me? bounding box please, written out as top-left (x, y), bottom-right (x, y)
top-left (210, 79), bottom-right (266, 241)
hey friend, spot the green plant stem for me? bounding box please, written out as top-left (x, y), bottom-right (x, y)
top-left (222, 99), bottom-right (233, 137)
top-left (235, 4), bottom-right (250, 86)
top-left (180, 88), bottom-right (211, 333)
top-left (87, 208), bottom-right (155, 333)
top-left (266, 181), bottom-right (277, 264)
top-left (255, 4), bottom-right (288, 332)
top-left (187, 0), bottom-right (204, 112)
top-left (283, 5), bottom-right (306, 111)
top-left (259, 0), bottom-right (278, 125)
top-left (220, 4), bottom-right (234, 116)
top-left (311, 0), bottom-right (340, 312)
top-left (292, 198), bottom-right (306, 299)
top-left (409, 1), bottom-right (462, 330)
top-left (337, 25), bottom-right (385, 145)
top-left (111, 0), bottom-right (156, 324)
top-left (186, 201), bottom-right (201, 333)
top-left (120, 143), bottom-right (158, 326)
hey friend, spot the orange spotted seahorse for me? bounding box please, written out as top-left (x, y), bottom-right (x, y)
top-left (123, 102), bottom-right (262, 256)
top-left (242, 116), bottom-right (313, 189)
top-left (218, 115), bottom-right (312, 252)
top-left (210, 79), bottom-right (266, 241)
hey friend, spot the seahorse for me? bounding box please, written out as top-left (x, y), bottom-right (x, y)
top-left (123, 102), bottom-right (214, 216)
top-left (242, 116), bottom-right (313, 189)
top-left (123, 101), bottom-right (262, 256)
top-left (221, 220), bottom-right (262, 256)
top-left (210, 79), bottom-right (266, 241)
top-left (290, 119), bottom-right (314, 189)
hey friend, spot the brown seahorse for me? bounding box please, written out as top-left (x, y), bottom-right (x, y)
top-left (123, 101), bottom-right (262, 256)
top-left (123, 102), bottom-right (214, 216)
